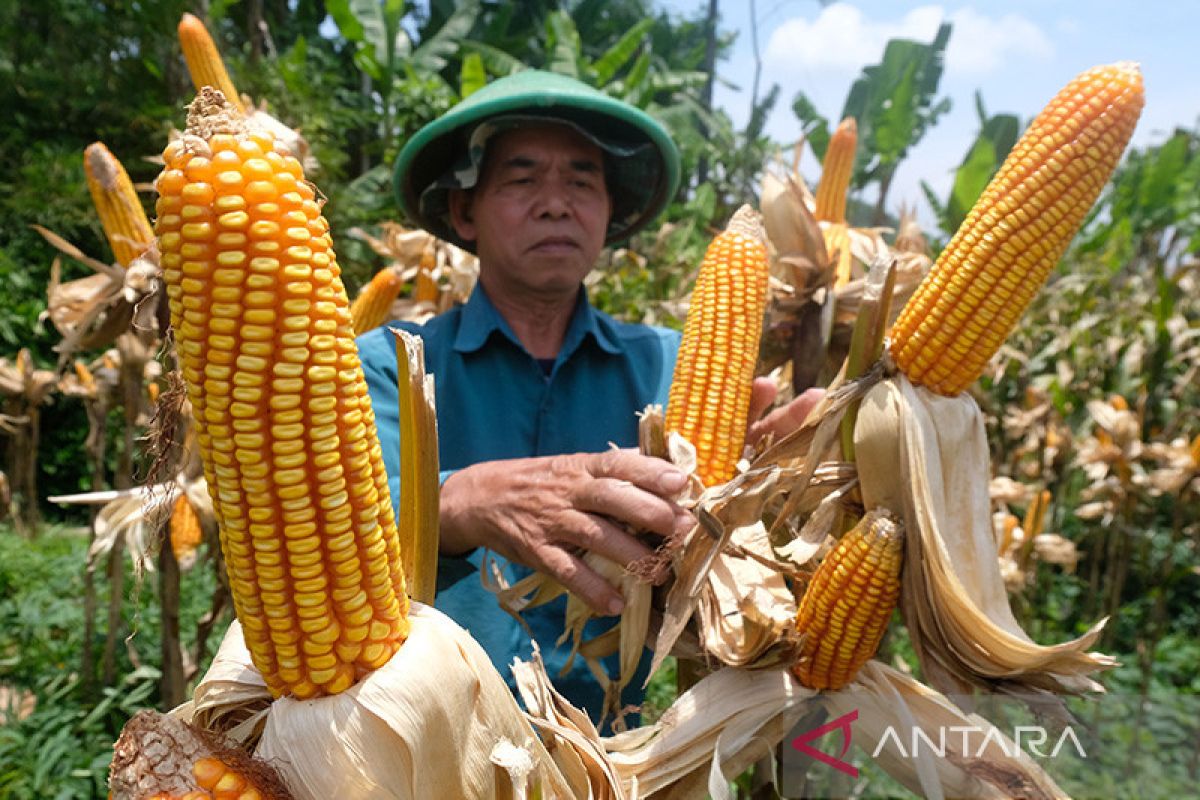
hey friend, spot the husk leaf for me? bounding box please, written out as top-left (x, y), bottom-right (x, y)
top-left (182, 604), bottom-right (573, 800)
top-left (854, 375), bottom-right (1114, 698)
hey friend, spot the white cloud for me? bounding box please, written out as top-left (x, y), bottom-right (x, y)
top-left (764, 3), bottom-right (1053, 78)
top-left (944, 8), bottom-right (1053, 73)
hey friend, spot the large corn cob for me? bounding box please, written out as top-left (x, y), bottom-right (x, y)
top-left (155, 87), bottom-right (408, 699)
top-left (792, 509), bottom-right (903, 690)
top-left (665, 206), bottom-right (770, 486)
top-left (814, 117), bottom-right (857, 225)
top-left (890, 62), bottom-right (1144, 396)
top-left (178, 13), bottom-right (244, 114)
top-left (84, 143), bottom-right (155, 267)
top-left (349, 266), bottom-right (405, 335)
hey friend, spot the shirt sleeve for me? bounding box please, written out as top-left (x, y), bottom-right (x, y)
top-left (652, 325), bottom-right (682, 406)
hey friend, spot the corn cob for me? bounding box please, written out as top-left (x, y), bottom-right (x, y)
top-left (155, 87), bottom-right (408, 699)
top-left (170, 493), bottom-right (203, 564)
top-left (814, 117), bottom-right (857, 225)
top-left (665, 205), bottom-right (770, 486)
top-left (109, 710), bottom-right (290, 800)
top-left (413, 242), bottom-right (440, 304)
top-left (1022, 489), bottom-right (1051, 540)
top-left (349, 266), bottom-right (405, 335)
top-left (178, 13), bottom-right (244, 114)
top-left (792, 509), bottom-right (903, 690)
top-left (84, 143), bottom-right (155, 267)
top-left (890, 62), bottom-right (1144, 396)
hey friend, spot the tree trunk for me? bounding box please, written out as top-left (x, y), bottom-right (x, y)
top-left (159, 524), bottom-right (186, 710)
top-left (22, 405), bottom-right (41, 534)
top-left (872, 167), bottom-right (895, 226)
top-left (102, 534), bottom-right (126, 687)
top-left (81, 534), bottom-right (99, 700)
top-left (696, 0), bottom-right (719, 188)
top-left (247, 0), bottom-right (265, 64)
top-left (79, 398), bottom-right (108, 700)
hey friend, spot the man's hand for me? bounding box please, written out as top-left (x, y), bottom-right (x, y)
top-left (439, 450), bottom-right (693, 616)
top-left (746, 378), bottom-right (824, 447)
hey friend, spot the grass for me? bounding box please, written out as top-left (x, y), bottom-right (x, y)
top-left (0, 523), bottom-right (228, 799)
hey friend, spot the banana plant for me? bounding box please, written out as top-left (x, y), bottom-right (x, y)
top-left (325, 0), bottom-right (481, 151)
top-left (793, 23), bottom-right (952, 224)
top-left (922, 91), bottom-right (1019, 237)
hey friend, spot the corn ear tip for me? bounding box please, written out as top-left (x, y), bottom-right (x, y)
top-left (178, 11), bottom-right (204, 36)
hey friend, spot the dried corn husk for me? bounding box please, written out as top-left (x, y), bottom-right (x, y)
top-left (854, 374), bottom-right (1114, 698)
top-left (349, 223), bottom-right (479, 323)
top-left (487, 547), bottom-right (653, 729)
top-left (822, 661), bottom-right (1068, 800)
top-left (392, 329), bottom-right (440, 604)
top-left (179, 603), bottom-right (574, 800)
top-left (513, 646), bottom-right (631, 800)
top-left (694, 521), bottom-right (795, 668)
top-left (603, 665), bottom-right (817, 799)
top-left (517, 656), bottom-right (1074, 800)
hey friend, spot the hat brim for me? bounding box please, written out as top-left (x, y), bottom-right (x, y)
top-left (393, 70), bottom-right (681, 251)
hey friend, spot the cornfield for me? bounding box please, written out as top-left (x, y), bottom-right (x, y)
top-left (0, 5), bottom-right (1197, 800)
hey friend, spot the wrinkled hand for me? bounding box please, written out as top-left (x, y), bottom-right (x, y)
top-left (745, 378), bottom-right (824, 447)
top-left (439, 450), bottom-right (693, 615)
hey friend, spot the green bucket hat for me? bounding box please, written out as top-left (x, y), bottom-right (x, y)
top-left (393, 70), bottom-right (681, 251)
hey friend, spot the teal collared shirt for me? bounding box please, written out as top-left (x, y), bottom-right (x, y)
top-left (357, 284), bottom-right (679, 724)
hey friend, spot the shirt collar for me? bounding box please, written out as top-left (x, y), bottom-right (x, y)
top-left (453, 284), bottom-right (621, 358)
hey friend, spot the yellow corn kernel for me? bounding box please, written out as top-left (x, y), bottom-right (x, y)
top-left (170, 493), bottom-right (204, 564)
top-left (665, 206), bottom-right (770, 486)
top-left (178, 13), bottom-right (244, 113)
top-left (349, 266), bottom-right (405, 335)
top-left (192, 756), bottom-right (226, 789)
top-left (792, 509), bottom-right (903, 690)
top-left (83, 142), bottom-right (154, 267)
top-left (890, 62), bottom-right (1144, 396)
top-left (814, 116), bottom-right (857, 224)
top-left (155, 87), bottom-right (408, 699)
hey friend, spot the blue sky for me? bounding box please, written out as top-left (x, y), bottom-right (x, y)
top-left (662, 0), bottom-right (1198, 226)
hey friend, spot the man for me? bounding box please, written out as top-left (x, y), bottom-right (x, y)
top-left (357, 70), bottom-right (818, 722)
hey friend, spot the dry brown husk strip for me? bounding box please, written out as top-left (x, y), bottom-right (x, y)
top-left (513, 645), bottom-right (631, 799)
top-left (854, 372), bottom-right (1114, 703)
top-left (109, 709), bottom-right (293, 800)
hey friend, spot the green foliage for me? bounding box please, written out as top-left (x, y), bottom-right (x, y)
top-left (922, 91), bottom-right (1019, 236)
top-left (0, 525), bottom-right (228, 797)
top-left (1077, 126), bottom-right (1200, 272)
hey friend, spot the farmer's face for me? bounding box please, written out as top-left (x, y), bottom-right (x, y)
top-left (449, 124), bottom-right (611, 301)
